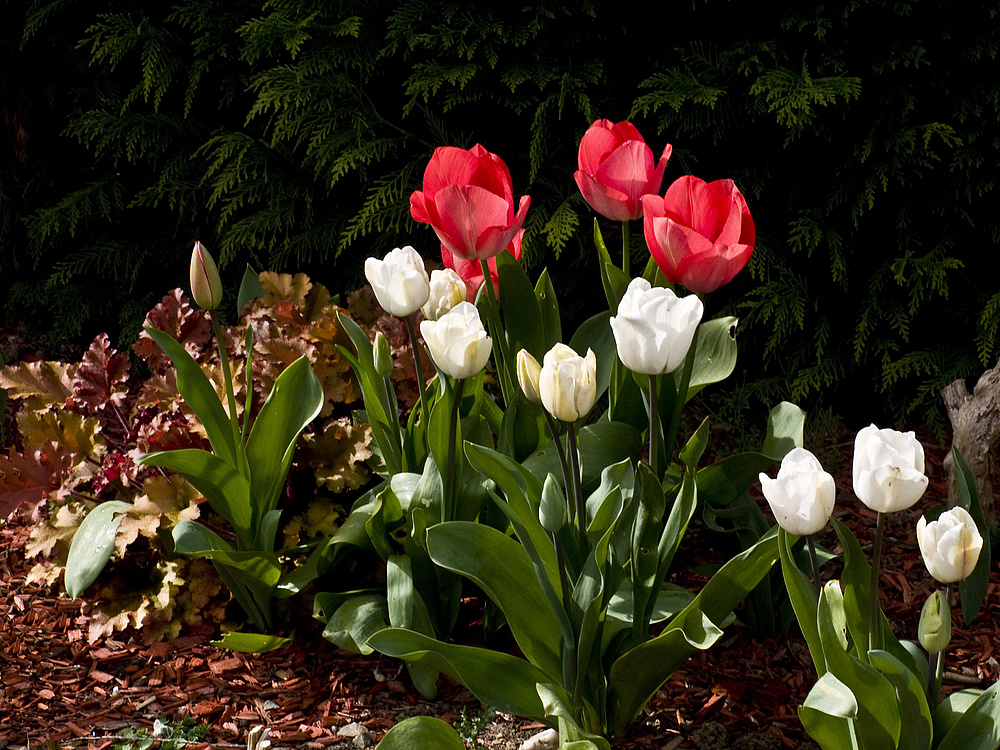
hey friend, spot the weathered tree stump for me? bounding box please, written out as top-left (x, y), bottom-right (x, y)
top-left (942, 360), bottom-right (1000, 528)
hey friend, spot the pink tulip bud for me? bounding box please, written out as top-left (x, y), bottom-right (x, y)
top-left (410, 144), bottom-right (530, 261)
top-left (189, 241), bottom-right (223, 310)
top-left (641, 176), bottom-right (755, 294)
top-left (574, 119), bottom-right (671, 221)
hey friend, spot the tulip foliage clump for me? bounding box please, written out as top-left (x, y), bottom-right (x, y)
top-left (0, 270), bottom-right (401, 645)
top-left (325, 124), bottom-right (818, 748)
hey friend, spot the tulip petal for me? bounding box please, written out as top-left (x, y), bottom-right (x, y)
top-left (575, 170), bottom-right (636, 222)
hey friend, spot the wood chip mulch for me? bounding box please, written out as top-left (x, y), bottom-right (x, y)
top-left (2, 426), bottom-right (998, 750)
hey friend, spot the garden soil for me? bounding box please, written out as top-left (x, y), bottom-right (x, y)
top-left (2, 427), bottom-right (998, 750)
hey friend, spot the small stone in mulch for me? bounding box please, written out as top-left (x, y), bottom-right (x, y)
top-left (336, 722), bottom-right (375, 748)
top-left (692, 721), bottom-right (728, 750)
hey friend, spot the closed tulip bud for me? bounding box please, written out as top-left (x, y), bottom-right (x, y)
top-left (189, 241), bottom-right (223, 310)
top-left (539, 343), bottom-right (597, 423)
top-left (517, 349), bottom-right (542, 404)
top-left (916, 506), bottom-right (983, 583)
top-left (758, 448), bottom-right (836, 536)
top-left (364, 245), bottom-right (430, 318)
top-left (539, 474), bottom-right (567, 533)
top-left (852, 424), bottom-right (929, 513)
top-left (419, 301), bottom-right (492, 380)
top-left (918, 590), bottom-right (951, 654)
top-left (610, 278), bottom-right (704, 375)
top-left (373, 332), bottom-right (394, 379)
top-left (421, 268), bottom-right (466, 321)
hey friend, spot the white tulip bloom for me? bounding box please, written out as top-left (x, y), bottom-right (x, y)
top-left (759, 447), bottom-right (836, 535)
top-left (852, 424), bottom-right (928, 513)
top-left (538, 343), bottom-right (597, 423)
top-left (609, 278), bottom-right (704, 375)
top-left (916, 506), bottom-right (983, 583)
top-left (421, 268), bottom-right (466, 321)
top-left (419, 301), bottom-right (492, 380)
top-left (517, 349), bottom-right (543, 404)
top-left (364, 245), bottom-right (430, 317)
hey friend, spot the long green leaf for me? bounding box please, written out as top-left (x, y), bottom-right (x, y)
top-left (869, 649), bottom-right (932, 750)
top-left (427, 522), bottom-right (563, 681)
top-left (65, 501), bottom-right (131, 599)
top-left (211, 632), bottom-right (291, 653)
top-left (569, 311), bottom-right (616, 404)
top-left (779, 528), bottom-right (825, 676)
top-left (798, 672), bottom-right (861, 750)
top-left (246, 355), bottom-right (324, 517)
top-left (684, 317), bottom-right (739, 399)
top-left (367, 627), bottom-right (563, 721)
top-left (607, 531), bottom-right (780, 733)
top-left (497, 251), bottom-right (544, 359)
top-left (143, 327), bottom-right (239, 469)
top-left (534, 268), bottom-right (562, 353)
top-left (952, 445), bottom-right (991, 624)
top-left (935, 681), bottom-right (1000, 750)
top-left (138, 448), bottom-right (253, 548)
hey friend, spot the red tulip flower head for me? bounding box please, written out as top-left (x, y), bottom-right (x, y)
top-left (574, 119), bottom-right (672, 221)
top-left (410, 144), bottom-right (530, 261)
top-left (441, 231), bottom-right (522, 300)
top-left (640, 176), bottom-right (756, 294)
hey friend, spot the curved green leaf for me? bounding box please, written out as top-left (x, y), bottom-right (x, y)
top-left (869, 649), bottom-right (932, 750)
top-left (143, 327), bottom-right (238, 468)
top-left (935, 681), bottom-right (1000, 750)
top-left (138, 448), bottom-right (253, 548)
top-left (952, 446), bottom-right (991, 625)
top-left (798, 672), bottom-right (861, 750)
top-left (685, 316), bottom-right (738, 399)
top-left (569, 310), bottom-right (615, 404)
top-left (65, 501), bottom-right (131, 599)
top-left (497, 251), bottom-right (544, 359)
top-left (368, 627), bottom-right (562, 720)
top-left (246, 355), bottom-right (324, 516)
top-left (211, 632), bottom-right (291, 653)
top-left (314, 591), bottom-right (389, 654)
top-left (375, 716), bottom-right (467, 750)
top-left (779, 528), bottom-right (825, 676)
top-left (427, 522), bottom-right (563, 680)
top-left (534, 268), bottom-right (562, 353)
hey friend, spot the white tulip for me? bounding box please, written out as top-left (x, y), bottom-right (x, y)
top-left (363, 245), bottom-right (430, 317)
top-left (419, 301), bottom-right (492, 380)
top-left (517, 349), bottom-right (542, 404)
top-left (852, 424), bottom-right (928, 513)
top-left (421, 268), bottom-right (466, 321)
top-left (759, 447), bottom-right (836, 535)
top-left (538, 343), bottom-right (597, 423)
top-left (916, 506), bottom-right (983, 583)
top-left (609, 278), bottom-right (704, 375)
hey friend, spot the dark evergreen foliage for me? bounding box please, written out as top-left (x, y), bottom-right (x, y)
top-left (1, 0), bottom-right (998, 429)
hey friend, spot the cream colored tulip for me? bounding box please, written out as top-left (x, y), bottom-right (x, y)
top-left (916, 507), bottom-right (983, 583)
top-left (364, 245), bottom-right (430, 318)
top-left (852, 424), bottom-right (928, 513)
top-left (538, 343), bottom-right (596, 423)
top-left (419, 301), bottom-right (492, 380)
top-left (759, 448), bottom-right (836, 535)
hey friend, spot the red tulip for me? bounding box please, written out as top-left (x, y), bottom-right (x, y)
top-left (410, 144), bottom-right (531, 261)
top-left (574, 119), bottom-right (671, 221)
top-left (640, 176), bottom-right (755, 293)
top-left (440, 231), bottom-right (522, 300)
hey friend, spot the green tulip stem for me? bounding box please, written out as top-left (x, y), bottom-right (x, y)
top-left (211, 314), bottom-right (243, 461)
top-left (478, 257), bottom-right (514, 402)
top-left (621, 220), bottom-right (630, 276)
top-left (567, 421), bottom-right (586, 544)
top-left (404, 314), bottom-right (431, 423)
top-left (807, 534), bottom-right (821, 600)
top-left (444, 377), bottom-right (465, 524)
top-left (869, 511), bottom-right (886, 654)
top-left (663, 323), bottom-right (700, 465)
top-left (928, 582), bottom-right (952, 706)
top-left (648, 374), bottom-right (660, 480)
top-left (552, 527), bottom-right (580, 718)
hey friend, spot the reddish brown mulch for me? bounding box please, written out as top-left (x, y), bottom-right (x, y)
top-left (2, 427), bottom-right (998, 750)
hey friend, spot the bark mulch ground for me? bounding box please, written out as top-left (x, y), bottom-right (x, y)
top-left (2, 427), bottom-right (998, 750)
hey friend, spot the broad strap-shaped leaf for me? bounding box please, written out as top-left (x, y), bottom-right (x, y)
top-left (143, 327), bottom-right (240, 469)
top-left (568, 310), bottom-right (615, 405)
top-left (952, 445), bottom-right (992, 625)
top-left (138, 448), bottom-right (253, 548)
top-left (246, 355), bottom-right (324, 518)
top-left (367, 627), bottom-right (564, 721)
top-left (816, 580), bottom-right (901, 749)
top-left (497, 250), bottom-right (545, 360)
top-left (779, 528), bottom-right (826, 676)
top-left (607, 531), bottom-right (780, 734)
top-left (522, 421), bottom-right (642, 495)
top-left (593, 219), bottom-right (631, 311)
top-left (798, 672), bottom-right (862, 750)
top-left (683, 316), bottom-right (738, 400)
top-left (534, 268), bottom-right (562, 354)
top-left (427, 521), bottom-right (563, 681)
top-left (172, 520), bottom-right (281, 591)
top-left (935, 681), bottom-right (1000, 750)
top-left (313, 590), bottom-right (389, 654)
top-left (65, 501), bottom-right (132, 599)
top-left (869, 649), bottom-right (932, 750)
top-left (375, 717), bottom-right (467, 750)
top-left (538, 682), bottom-right (611, 750)
top-left (211, 632), bottom-right (291, 653)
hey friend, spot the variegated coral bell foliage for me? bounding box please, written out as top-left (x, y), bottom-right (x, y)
top-left (0, 271), bottom-right (406, 642)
